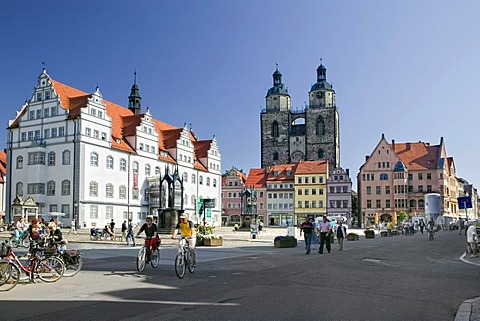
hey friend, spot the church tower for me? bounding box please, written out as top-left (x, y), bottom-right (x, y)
top-left (305, 62), bottom-right (339, 169)
top-left (260, 62), bottom-right (340, 169)
top-left (128, 71), bottom-right (142, 115)
top-left (261, 65), bottom-right (291, 167)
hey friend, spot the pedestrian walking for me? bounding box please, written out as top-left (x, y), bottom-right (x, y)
top-left (121, 220), bottom-right (127, 241)
top-left (318, 216), bottom-right (332, 254)
top-left (110, 219), bottom-right (116, 240)
top-left (336, 221), bottom-right (347, 251)
top-left (126, 219), bottom-right (136, 246)
top-left (68, 219), bottom-right (77, 235)
top-left (300, 217), bottom-right (314, 254)
top-left (466, 221), bottom-right (478, 257)
top-left (419, 219), bottom-right (425, 235)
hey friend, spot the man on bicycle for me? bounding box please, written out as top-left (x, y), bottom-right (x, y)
top-left (136, 216), bottom-right (159, 263)
top-left (171, 214), bottom-right (196, 266)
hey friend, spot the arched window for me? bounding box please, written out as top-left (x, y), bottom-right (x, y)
top-left (132, 161), bottom-right (139, 173)
top-left (199, 175), bottom-right (203, 185)
top-left (61, 180), bottom-right (70, 195)
top-left (120, 158), bottom-right (127, 171)
top-left (213, 179), bottom-right (217, 187)
top-left (409, 199), bottom-right (416, 208)
top-left (90, 181), bottom-right (98, 197)
top-left (155, 166), bottom-right (160, 175)
top-left (145, 164), bottom-right (151, 176)
top-left (16, 156), bottom-right (23, 169)
top-left (90, 152), bottom-right (98, 166)
top-left (191, 195), bottom-right (196, 206)
top-left (183, 172), bottom-right (188, 183)
top-left (62, 150), bottom-right (71, 165)
top-left (191, 174), bottom-right (196, 184)
top-left (273, 151), bottom-right (279, 161)
top-left (47, 180), bottom-right (56, 196)
top-left (380, 173), bottom-right (389, 180)
top-left (206, 177), bottom-right (210, 186)
top-left (106, 183), bottom-right (114, 198)
top-left (16, 182), bottom-right (23, 196)
top-left (318, 149), bottom-right (324, 158)
top-left (106, 156), bottom-right (114, 169)
top-left (316, 116), bottom-right (325, 136)
top-left (48, 151), bottom-right (56, 166)
top-left (271, 121), bottom-right (279, 138)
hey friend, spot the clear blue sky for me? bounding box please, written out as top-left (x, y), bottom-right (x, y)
top-left (2, 1), bottom-right (480, 190)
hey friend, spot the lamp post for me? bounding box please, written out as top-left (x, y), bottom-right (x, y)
top-left (73, 201), bottom-right (78, 230)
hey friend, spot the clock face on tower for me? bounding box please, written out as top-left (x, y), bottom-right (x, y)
top-left (316, 91), bottom-right (324, 99)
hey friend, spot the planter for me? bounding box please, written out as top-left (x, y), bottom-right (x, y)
top-left (364, 230), bottom-right (375, 239)
top-left (346, 233), bottom-right (359, 241)
top-left (203, 238), bottom-right (223, 246)
top-left (274, 237), bottom-right (297, 248)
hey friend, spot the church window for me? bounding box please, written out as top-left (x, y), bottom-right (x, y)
top-left (273, 152), bottom-right (279, 161)
top-left (271, 121), bottom-right (279, 138)
top-left (318, 149), bottom-right (324, 158)
top-left (316, 116), bottom-right (325, 136)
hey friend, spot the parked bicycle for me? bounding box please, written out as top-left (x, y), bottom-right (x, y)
top-left (44, 240), bottom-right (83, 277)
top-left (174, 237), bottom-right (195, 279)
top-left (0, 258), bottom-right (21, 291)
top-left (136, 236), bottom-right (160, 272)
top-left (0, 241), bottom-right (64, 287)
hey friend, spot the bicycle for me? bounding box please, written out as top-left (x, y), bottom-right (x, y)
top-left (44, 241), bottom-right (83, 277)
top-left (7, 231), bottom-right (30, 248)
top-left (136, 237), bottom-right (160, 272)
top-left (428, 228), bottom-right (435, 241)
top-left (0, 259), bottom-right (21, 291)
top-left (174, 237), bottom-right (195, 279)
top-left (2, 241), bottom-right (64, 283)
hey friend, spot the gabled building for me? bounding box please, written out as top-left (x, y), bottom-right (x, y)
top-left (294, 160), bottom-right (328, 223)
top-left (6, 69), bottom-right (222, 228)
top-left (221, 167), bottom-right (247, 226)
top-left (357, 134), bottom-right (457, 227)
top-left (327, 166), bottom-right (353, 225)
top-left (265, 164), bottom-right (296, 226)
top-left (246, 168), bottom-right (268, 224)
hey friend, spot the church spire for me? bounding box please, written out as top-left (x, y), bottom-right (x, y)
top-left (128, 70), bottom-right (142, 115)
top-left (316, 58), bottom-right (327, 82)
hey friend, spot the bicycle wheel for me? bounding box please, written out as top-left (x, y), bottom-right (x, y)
top-left (0, 261), bottom-right (20, 291)
top-left (136, 247), bottom-right (146, 272)
top-left (150, 249), bottom-right (160, 268)
top-left (174, 252), bottom-right (186, 278)
top-left (63, 255), bottom-right (83, 277)
top-left (36, 257), bottom-right (64, 282)
top-left (21, 237), bottom-right (30, 248)
top-left (186, 251), bottom-right (195, 273)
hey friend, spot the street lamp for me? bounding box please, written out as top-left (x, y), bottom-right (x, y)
top-left (73, 201), bottom-right (78, 229)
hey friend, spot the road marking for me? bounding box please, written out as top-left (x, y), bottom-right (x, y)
top-left (459, 252), bottom-right (480, 266)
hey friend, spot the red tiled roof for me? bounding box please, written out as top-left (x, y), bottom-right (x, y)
top-left (295, 160), bottom-right (328, 174)
top-left (10, 76), bottom-right (209, 165)
top-left (393, 142), bottom-right (439, 170)
top-left (266, 164), bottom-right (296, 181)
top-left (246, 168), bottom-right (267, 188)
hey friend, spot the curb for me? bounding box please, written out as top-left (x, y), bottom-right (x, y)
top-left (454, 297), bottom-right (480, 321)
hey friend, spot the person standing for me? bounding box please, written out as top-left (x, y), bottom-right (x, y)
top-left (387, 220), bottom-right (393, 237)
top-left (419, 219), bottom-right (425, 235)
top-left (318, 216), bottom-right (332, 254)
top-left (121, 220), bottom-right (127, 242)
top-left (126, 219), bottom-right (135, 246)
top-left (110, 219), bottom-right (116, 240)
top-left (466, 221), bottom-right (478, 257)
top-left (68, 219), bottom-right (77, 235)
top-left (336, 221), bottom-right (347, 251)
top-left (300, 217), bottom-right (314, 254)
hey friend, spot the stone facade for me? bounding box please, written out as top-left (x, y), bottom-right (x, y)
top-left (260, 64), bottom-right (339, 170)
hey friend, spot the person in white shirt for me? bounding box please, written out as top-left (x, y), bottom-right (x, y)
top-left (466, 221), bottom-right (478, 257)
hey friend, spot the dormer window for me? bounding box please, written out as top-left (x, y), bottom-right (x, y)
top-left (274, 171), bottom-right (279, 177)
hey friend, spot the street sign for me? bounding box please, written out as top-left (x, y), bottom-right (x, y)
top-left (457, 196), bottom-right (472, 209)
top-left (197, 199), bottom-right (204, 214)
top-left (206, 208), bottom-right (211, 218)
top-left (204, 198), bottom-right (215, 208)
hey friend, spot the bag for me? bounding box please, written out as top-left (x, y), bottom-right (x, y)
top-left (63, 249), bottom-right (81, 264)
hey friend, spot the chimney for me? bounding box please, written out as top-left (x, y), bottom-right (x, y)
top-left (391, 139), bottom-right (395, 150)
top-left (346, 168), bottom-right (349, 176)
top-left (365, 156), bottom-right (369, 162)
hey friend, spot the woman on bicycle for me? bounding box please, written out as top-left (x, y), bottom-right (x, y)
top-left (136, 216), bottom-right (159, 263)
top-left (171, 214), bottom-right (196, 266)
top-left (47, 222), bottom-right (67, 252)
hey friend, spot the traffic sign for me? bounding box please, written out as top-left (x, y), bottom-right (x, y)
top-left (206, 208), bottom-right (211, 218)
top-left (457, 196), bottom-right (472, 209)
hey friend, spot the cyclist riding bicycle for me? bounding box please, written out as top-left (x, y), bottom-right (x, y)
top-left (136, 216), bottom-right (159, 263)
top-left (171, 214), bottom-right (196, 266)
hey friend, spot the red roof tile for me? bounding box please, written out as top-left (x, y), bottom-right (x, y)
top-left (295, 160), bottom-right (328, 174)
top-left (266, 164), bottom-right (296, 181)
top-left (393, 142), bottom-right (439, 170)
top-left (246, 168), bottom-right (267, 188)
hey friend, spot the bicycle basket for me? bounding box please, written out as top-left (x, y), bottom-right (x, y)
top-left (0, 242), bottom-right (9, 258)
top-left (44, 246), bottom-right (57, 256)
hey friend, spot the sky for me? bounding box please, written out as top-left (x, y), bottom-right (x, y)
top-left (1, 1), bottom-right (480, 190)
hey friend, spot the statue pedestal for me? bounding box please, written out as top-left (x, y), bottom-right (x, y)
top-left (157, 209), bottom-right (184, 234)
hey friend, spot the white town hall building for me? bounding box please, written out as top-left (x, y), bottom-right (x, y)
top-left (5, 69), bottom-right (222, 229)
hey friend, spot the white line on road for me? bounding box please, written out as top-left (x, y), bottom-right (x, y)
top-left (459, 252), bottom-right (480, 266)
